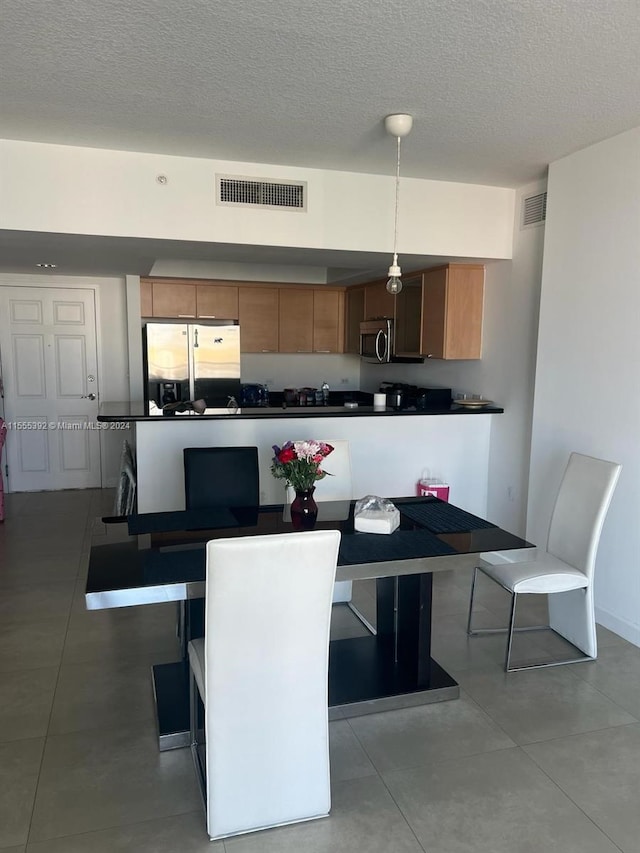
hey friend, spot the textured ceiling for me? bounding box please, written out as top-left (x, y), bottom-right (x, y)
top-left (2, 0), bottom-right (639, 188)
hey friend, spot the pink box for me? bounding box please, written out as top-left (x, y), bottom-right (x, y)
top-left (417, 481), bottom-right (450, 501)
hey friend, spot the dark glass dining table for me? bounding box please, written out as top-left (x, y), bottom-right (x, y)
top-left (85, 496), bottom-right (533, 750)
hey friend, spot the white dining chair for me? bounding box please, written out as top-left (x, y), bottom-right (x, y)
top-left (188, 529), bottom-right (340, 841)
top-left (467, 452), bottom-right (621, 672)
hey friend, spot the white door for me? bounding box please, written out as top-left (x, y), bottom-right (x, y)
top-left (0, 286), bottom-right (101, 491)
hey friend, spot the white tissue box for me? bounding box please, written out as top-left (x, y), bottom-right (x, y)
top-left (354, 508), bottom-right (400, 535)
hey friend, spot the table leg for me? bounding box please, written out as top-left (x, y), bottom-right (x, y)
top-left (328, 573), bottom-right (458, 717)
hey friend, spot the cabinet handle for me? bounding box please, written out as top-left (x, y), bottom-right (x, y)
top-left (198, 314), bottom-right (217, 319)
top-left (314, 350), bottom-right (331, 353)
top-left (261, 349), bottom-right (275, 353)
top-left (178, 314), bottom-right (196, 318)
top-left (296, 349), bottom-right (312, 353)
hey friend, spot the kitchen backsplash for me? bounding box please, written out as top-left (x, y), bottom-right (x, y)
top-left (240, 353), bottom-right (361, 391)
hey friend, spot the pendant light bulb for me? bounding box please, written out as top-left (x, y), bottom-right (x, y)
top-left (384, 113), bottom-right (413, 298)
top-left (386, 261), bottom-right (403, 294)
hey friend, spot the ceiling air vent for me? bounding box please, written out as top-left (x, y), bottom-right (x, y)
top-left (216, 175), bottom-right (307, 211)
top-left (521, 191), bottom-right (547, 228)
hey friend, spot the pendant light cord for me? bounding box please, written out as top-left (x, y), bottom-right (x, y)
top-left (392, 135), bottom-right (401, 266)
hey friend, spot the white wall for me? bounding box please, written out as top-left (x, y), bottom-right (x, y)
top-left (528, 127), bottom-right (640, 646)
top-left (0, 140), bottom-right (514, 260)
top-left (0, 273), bottom-right (130, 488)
top-left (360, 188), bottom-right (546, 535)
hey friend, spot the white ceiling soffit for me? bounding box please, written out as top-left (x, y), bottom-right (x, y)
top-left (0, 230), bottom-right (472, 282)
top-left (1, 1), bottom-right (639, 188)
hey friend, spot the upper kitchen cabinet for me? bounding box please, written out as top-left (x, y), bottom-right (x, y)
top-left (196, 284), bottom-right (238, 320)
top-left (394, 275), bottom-right (423, 356)
top-left (364, 280), bottom-right (395, 320)
top-left (149, 280), bottom-right (196, 318)
top-left (279, 288), bottom-right (314, 352)
top-left (278, 287), bottom-right (344, 353)
top-left (345, 286), bottom-right (365, 353)
top-left (140, 279), bottom-right (153, 317)
top-left (313, 290), bottom-right (344, 353)
top-left (238, 287), bottom-right (279, 353)
top-left (421, 264), bottom-right (484, 359)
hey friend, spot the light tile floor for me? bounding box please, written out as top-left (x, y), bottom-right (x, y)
top-left (1, 489), bottom-right (638, 852)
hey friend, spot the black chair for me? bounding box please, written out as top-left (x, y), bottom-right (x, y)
top-left (183, 446), bottom-right (259, 510)
top-left (179, 446), bottom-right (260, 646)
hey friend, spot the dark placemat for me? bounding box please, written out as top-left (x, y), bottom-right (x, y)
top-left (338, 529), bottom-right (456, 565)
top-left (399, 501), bottom-right (497, 534)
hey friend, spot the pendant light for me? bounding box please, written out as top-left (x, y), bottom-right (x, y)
top-left (384, 113), bottom-right (413, 295)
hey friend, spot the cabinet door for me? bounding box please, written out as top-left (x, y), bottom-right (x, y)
top-left (421, 268), bottom-right (448, 358)
top-left (394, 275), bottom-right (423, 356)
top-left (345, 287), bottom-right (365, 353)
top-left (364, 280), bottom-right (395, 320)
top-left (196, 284), bottom-right (239, 320)
top-left (421, 265), bottom-right (484, 359)
top-left (279, 289), bottom-right (314, 352)
top-left (151, 282), bottom-right (196, 318)
top-left (238, 287), bottom-right (279, 353)
top-left (443, 265), bottom-right (484, 359)
top-left (313, 290), bottom-right (344, 353)
top-left (140, 280), bottom-right (153, 317)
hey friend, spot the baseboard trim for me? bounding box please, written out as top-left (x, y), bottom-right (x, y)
top-left (596, 606), bottom-right (640, 648)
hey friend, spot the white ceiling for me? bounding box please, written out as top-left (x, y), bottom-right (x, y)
top-left (1, 0), bottom-right (639, 277)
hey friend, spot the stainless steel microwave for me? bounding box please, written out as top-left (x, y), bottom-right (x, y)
top-left (359, 319), bottom-right (394, 363)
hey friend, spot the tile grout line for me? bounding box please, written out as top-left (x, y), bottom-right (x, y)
top-left (23, 508), bottom-right (92, 849)
top-left (522, 745), bottom-right (627, 853)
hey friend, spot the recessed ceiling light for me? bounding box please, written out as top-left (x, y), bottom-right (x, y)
top-left (36, 263), bottom-right (57, 268)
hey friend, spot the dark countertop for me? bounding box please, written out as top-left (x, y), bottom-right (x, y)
top-left (98, 399), bottom-right (504, 422)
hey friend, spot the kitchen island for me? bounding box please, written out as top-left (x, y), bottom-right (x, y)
top-left (99, 400), bottom-right (504, 515)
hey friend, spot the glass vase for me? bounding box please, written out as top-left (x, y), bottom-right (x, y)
top-left (290, 487), bottom-right (318, 530)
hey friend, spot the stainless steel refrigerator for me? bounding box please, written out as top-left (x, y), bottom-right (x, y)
top-left (143, 320), bottom-right (241, 412)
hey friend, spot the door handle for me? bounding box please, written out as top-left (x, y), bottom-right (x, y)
top-left (82, 393), bottom-right (96, 401)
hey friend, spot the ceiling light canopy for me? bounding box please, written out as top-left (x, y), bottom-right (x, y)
top-left (384, 113), bottom-right (413, 295)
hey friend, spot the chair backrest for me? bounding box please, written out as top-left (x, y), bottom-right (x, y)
top-left (203, 529), bottom-right (340, 837)
top-left (547, 452), bottom-right (621, 577)
top-left (183, 446), bottom-right (259, 510)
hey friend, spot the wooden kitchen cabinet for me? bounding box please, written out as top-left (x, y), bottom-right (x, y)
top-left (279, 288), bottom-right (314, 352)
top-left (140, 280), bottom-right (153, 317)
top-left (150, 281), bottom-right (196, 318)
top-left (394, 275), bottom-right (423, 356)
top-left (196, 284), bottom-right (238, 320)
top-left (345, 286), bottom-right (365, 353)
top-left (238, 287), bottom-right (279, 352)
top-left (313, 290), bottom-right (344, 353)
top-left (364, 280), bottom-right (395, 320)
top-left (421, 264), bottom-right (484, 359)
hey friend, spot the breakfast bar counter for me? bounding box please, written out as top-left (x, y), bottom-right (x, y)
top-left (99, 400), bottom-right (503, 515)
top-left (98, 399), bottom-right (504, 421)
